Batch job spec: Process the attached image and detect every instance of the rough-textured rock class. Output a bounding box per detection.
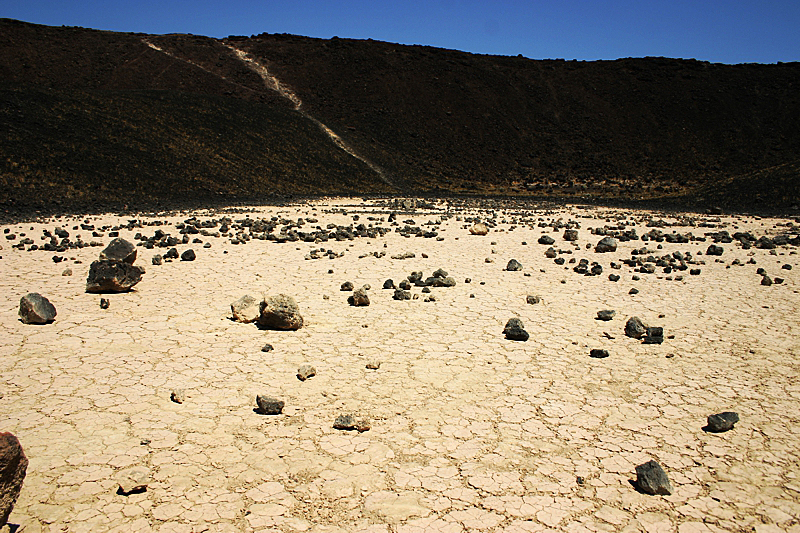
[349,287,370,306]
[538,235,555,245]
[151,254,163,266]
[86,260,144,292]
[333,414,371,432]
[231,295,260,323]
[256,395,284,415]
[595,237,618,253]
[706,411,739,432]
[625,316,648,339]
[635,460,673,495]
[99,237,137,264]
[258,294,304,330]
[0,432,28,526]
[170,389,186,404]
[18,293,56,324]
[590,348,610,358]
[116,466,151,495]
[469,223,489,235]
[340,281,354,291]
[100,298,110,309]
[506,259,523,271]
[261,343,274,353]
[180,249,196,261]
[297,364,316,381]
[706,244,724,256]
[366,360,381,369]
[643,326,664,344]
[393,289,411,300]
[383,279,396,289]
[526,295,541,305]
[563,229,579,241]
[597,310,616,321]
[503,318,529,341]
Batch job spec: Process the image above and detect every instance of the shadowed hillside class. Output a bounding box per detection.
[1,18,799,215]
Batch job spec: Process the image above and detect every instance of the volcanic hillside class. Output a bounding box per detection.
[1,18,799,214]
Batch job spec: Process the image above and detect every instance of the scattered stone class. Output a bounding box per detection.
[503,318,529,341]
[563,229,579,241]
[366,360,381,370]
[180,249,196,261]
[116,466,151,496]
[383,279,396,289]
[61,268,72,276]
[469,223,489,235]
[297,364,316,381]
[86,260,144,293]
[333,414,371,432]
[348,286,370,306]
[590,348,610,358]
[231,295,260,323]
[100,298,110,309]
[258,294,304,330]
[256,395,284,415]
[538,235,555,245]
[706,244,724,256]
[151,254,163,266]
[690,268,701,275]
[261,344,274,353]
[761,275,773,286]
[634,460,673,495]
[629,288,639,294]
[597,310,616,321]
[0,432,28,526]
[706,411,740,433]
[506,259,523,271]
[643,327,664,344]
[595,237,618,253]
[170,389,186,404]
[341,281,354,291]
[99,237,137,264]
[18,293,57,324]
[545,247,557,258]
[526,295,541,304]
[609,274,620,282]
[625,316,648,339]
[393,289,411,300]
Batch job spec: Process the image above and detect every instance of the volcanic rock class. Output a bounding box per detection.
[86,260,144,292]
[595,237,618,253]
[231,294,260,323]
[99,237,137,264]
[349,286,370,306]
[0,432,28,526]
[18,293,56,324]
[503,318,529,341]
[635,460,673,495]
[258,294,304,330]
[706,411,739,432]
[506,259,523,271]
[256,395,284,415]
[625,316,648,339]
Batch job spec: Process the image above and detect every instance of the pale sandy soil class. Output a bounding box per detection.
[1,198,798,533]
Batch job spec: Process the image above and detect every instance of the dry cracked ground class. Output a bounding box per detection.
[1,198,798,533]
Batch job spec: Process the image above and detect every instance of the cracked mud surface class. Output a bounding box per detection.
[1,199,798,532]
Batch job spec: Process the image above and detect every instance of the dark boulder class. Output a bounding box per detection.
[0,432,28,526]
[86,261,144,293]
[18,293,56,324]
[99,237,137,264]
[634,460,673,495]
[503,318,529,341]
[258,294,304,330]
[705,412,739,433]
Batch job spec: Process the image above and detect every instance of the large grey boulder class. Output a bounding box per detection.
[0,432,28,526]
[258,294,304,330]
[86,261,144,292]
[19,293,56,324]
[231,295,260,323]
[99,238,137,264]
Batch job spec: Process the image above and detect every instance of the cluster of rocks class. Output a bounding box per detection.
[86,238,145,293]
[231,294,304,330]
[625,316,664,344]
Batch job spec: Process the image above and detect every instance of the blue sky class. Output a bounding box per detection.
[2,0,798,64]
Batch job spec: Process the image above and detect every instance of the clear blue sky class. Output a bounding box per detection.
[3,0,798,64]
